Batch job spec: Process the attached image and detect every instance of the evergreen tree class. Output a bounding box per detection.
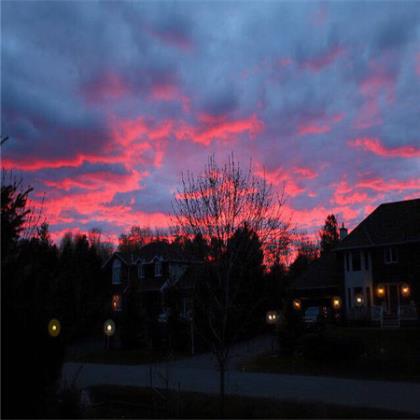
[319,214,339,255]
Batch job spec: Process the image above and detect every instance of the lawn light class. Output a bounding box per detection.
[48,318,61,337]
[104,319,115,337]
[401,283,410,298]
[332,296,342,310]
[266,310,279,325]
[376,285,385,298]
[292,299,302,310]
[355,294,363,306]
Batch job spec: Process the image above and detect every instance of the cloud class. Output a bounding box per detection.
[2,1,420,246]
[349,138,420,158]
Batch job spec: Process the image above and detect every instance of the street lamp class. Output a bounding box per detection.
[48,318,61,337]
[104,319,115,350]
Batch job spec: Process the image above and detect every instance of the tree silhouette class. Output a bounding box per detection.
[319,214,339,255]
[172,154,290,417]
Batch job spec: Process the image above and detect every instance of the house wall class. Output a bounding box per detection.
[343,250,373,315]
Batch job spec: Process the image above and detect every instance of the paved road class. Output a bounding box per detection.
[62,335,420,416]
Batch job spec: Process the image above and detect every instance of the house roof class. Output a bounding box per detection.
[101,251,135,269]
[291,252,341,291]
[336,198,420,250]
[135,241,188,263]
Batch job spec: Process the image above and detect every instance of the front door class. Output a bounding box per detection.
[386,284,399,316]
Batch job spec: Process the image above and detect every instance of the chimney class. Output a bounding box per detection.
[340,223,348,241]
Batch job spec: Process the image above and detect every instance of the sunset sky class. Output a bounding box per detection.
[2,1,420,246]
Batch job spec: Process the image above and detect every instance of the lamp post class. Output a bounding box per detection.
[104,319,115,350]
[48,318,61,338]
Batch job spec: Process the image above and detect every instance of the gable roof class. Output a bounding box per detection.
[336,198,420,250]
[291,252,341,290]
[135,241,187,263]
[102,251,135,269]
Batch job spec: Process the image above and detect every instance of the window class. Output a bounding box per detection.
[352,251,361,271]
[112,259,122,284]
[138,262,144,279]
[364,251,369,270]
[155,260,162,277]
[112,294,122,311]
[384,247,398,264]
[345,253,350,271]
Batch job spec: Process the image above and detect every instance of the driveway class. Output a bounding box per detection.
[62,334,420,416]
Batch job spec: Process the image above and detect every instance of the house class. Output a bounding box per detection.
[290,252,342,312]
[102,241,198,343]
[292,198,420,327]
[335,198,420,326]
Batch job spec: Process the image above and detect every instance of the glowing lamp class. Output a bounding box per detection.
[355,294,363,306]
[401,283,410,298]
[292,299,302,310]
[266,310,279,325]
[104,319,116,337]
[48,318,61,337]
[112,294,121,311]
[332,297,342,310]
[376,285,385,298]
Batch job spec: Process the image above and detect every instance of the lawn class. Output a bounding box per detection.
[82,384,414,418]
[67,348,187,365]
[241,326,420,382]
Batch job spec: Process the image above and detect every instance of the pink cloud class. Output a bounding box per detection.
[349,137,420,158]
[297,113,343,137]
[176,114,264,146]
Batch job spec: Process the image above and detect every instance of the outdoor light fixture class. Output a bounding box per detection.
[376,285,385,298]
[355,294,363,306]
[401,283,410,298]
[48,318,61,337]
[332,296,342,310]
[112,294,121,312]
[266,310,279,325]
[104,319,116,337]
[292,299,302,310]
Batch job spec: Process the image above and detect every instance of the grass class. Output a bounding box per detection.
[241,326,420,382]
[68,348,188,365]
[84,384,414,418]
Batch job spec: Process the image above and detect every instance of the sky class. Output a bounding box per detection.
[2,0,420,246]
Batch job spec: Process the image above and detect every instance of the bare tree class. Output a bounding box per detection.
[172,154,291,416]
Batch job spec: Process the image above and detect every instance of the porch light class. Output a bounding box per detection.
[266,310,279,325]
[332,297,342,310]
[401,283,410,298]
[376,285,385,298]
[104,319,115,337]
[355,295,363,306]
[48,318,61,337]
[292,299,302,310]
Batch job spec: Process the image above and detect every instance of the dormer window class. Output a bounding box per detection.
[155,259,162,277]
[112,259,122,284]
[384,247,398,264]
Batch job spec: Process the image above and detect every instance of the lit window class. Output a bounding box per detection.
[384,247,398,264]
[112,259,122,284]
[112,294,122,311]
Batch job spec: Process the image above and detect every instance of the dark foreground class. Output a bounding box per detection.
[81,385,413,419]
